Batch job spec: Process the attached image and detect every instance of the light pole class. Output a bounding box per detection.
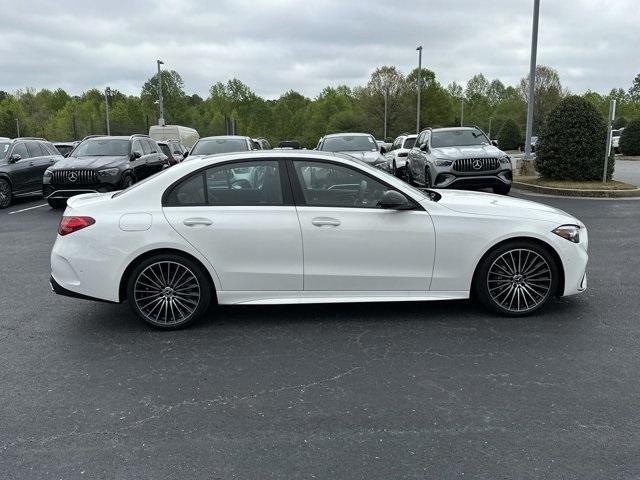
[524,0,540,161]
[383,83,389,140]
[416,46,422,134]
[157,59,165,126]
[460,98,464,126]
[15,118,20,137]
[104,87,111,136]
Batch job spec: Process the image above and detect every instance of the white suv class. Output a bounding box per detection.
[384,134,417,178]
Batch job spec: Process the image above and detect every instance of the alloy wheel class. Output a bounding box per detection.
[486,248,552,313]
[0,180,11,208]
[133,261,201,326]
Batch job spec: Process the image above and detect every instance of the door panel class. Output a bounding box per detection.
[296,207,434,291]
[8,143,34,193]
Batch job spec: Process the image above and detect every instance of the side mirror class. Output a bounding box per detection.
[182,151,188,159]
[10,154,21,163]
[491,139,499,147]
[131,151,142,160]
[380,146,387,154]
[378,190,412,210]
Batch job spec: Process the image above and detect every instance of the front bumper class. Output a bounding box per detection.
[433,169,512,189]
[44,183,119,200]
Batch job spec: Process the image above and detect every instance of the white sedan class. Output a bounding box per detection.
[50,151,588,329]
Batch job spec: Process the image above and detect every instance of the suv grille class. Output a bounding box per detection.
[52,169,98,185]
[453,158,499,172]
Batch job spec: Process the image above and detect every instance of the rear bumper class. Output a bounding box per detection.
[50,275,118,304]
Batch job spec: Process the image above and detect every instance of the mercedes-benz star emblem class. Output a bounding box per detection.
[67,171,78,182]
[472,160,483,170]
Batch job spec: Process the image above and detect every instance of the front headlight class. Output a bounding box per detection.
[97,168,120,177]
[499,155,511,164]
[435,160,452,167]
[552,225,580,243]
[43,169,52,178]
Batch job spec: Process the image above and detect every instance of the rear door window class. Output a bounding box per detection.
[26,141,46,157]
[11,142,29,159]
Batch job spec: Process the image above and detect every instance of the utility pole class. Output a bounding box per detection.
[416,46,423,134]
[460,98,464,126]
[15,119,20,137]
[383,84,389,140]
[104,87,111,136]
[603,99,616,183]
[157,59,165,126]
[524,0,540,161]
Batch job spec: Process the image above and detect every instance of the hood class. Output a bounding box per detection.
[434,189,582,225]
[50,155,127,170]
[339,151,385,164]
[431,144,503,160]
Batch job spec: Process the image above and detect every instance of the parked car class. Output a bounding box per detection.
[43,134,168,208]
[185,136,255,161]
[612,128,624,153]
[276,140,302,149]
[385,134,417,177]
[0,137,63,208]
[519,136,538,153]
[53,142,79,157]
[317,133,389,171]
[157,139,187,166]
[255,138,271,150]
[50,150,588,329]
[406,127,512,194]
[149,125,199,149]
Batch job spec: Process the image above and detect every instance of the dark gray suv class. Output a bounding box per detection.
[406,127,513,194]
[43,135,168,208]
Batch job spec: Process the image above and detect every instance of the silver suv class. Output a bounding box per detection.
[406,127,512,194]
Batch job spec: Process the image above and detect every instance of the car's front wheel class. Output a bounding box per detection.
[493,183,511,195]
[474,241,559,316]
[48,198,66,209]
[0,178,12,209]
[127,253,212,329]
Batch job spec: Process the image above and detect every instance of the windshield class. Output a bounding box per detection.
[403,137,416,149]
[431,129,490,148]
[1,142,9,159]
[191,138,248,155]
[159,144,172,157]
[72,139,130,157]
[321,135,377,152]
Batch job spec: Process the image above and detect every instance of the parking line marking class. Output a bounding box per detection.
[8,203,49,215]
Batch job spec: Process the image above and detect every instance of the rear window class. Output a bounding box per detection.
[402,137,416,149]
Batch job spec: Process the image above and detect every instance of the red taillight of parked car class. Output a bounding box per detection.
[58,216,95,236]
[398,152,408,157]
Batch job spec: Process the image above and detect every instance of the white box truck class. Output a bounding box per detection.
[149,125,200,149]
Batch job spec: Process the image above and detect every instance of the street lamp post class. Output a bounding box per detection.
[524,0,540,161]
[15,118,20,137]
[157,59,165,127]
[460,98,464,126]
[416,46,422,134]
[383,84,389,140]
[104,87,111,136]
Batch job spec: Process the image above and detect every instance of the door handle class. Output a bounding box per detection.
[183,217,213,227]
[311,217,341,227]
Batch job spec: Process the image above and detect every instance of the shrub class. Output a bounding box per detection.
[613,116,628,129]
[535,96,614,181]
[619,119,640,156]
[496,118,521,151]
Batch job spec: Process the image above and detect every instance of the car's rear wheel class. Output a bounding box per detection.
[425,169,433,188]
[127,254,212,329]
[493,183,511,195]
[48,198,66,209]
[0,179,12,209]
[474,241,559,317]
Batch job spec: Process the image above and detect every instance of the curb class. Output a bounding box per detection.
[513,181,640,198]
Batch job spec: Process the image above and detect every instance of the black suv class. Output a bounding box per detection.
[0,137,64,208]
[43,134,168,208]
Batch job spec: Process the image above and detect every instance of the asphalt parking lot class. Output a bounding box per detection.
[1,192,640,479]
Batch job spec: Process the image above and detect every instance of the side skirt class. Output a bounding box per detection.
[217,291,469,305]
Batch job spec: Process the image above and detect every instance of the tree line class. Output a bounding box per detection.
[1,66,639,149]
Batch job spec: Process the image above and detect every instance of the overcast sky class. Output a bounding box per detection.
[0,0,637,99]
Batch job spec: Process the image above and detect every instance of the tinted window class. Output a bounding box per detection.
[148,139,160,153]
[165,173,206,206]
[74,139,130,157]
[191,138,249,155]
[403,137,416,149]
[205,160,282,206]
[159,144,172,157]
[131,139,144,156]
[141,139,152,155]
[431,129,490,148]
[26,141,46,157]
[11,142,29,159]
[293,160,388,209]
[45,143,61,155]
[320,135,377,152]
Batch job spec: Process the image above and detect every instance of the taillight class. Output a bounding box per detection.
[398,152,408,157]
[58,216,95,236]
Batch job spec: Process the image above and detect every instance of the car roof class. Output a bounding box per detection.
[323,132,372,138]
[430,127,479,132]
[199,135,250,141]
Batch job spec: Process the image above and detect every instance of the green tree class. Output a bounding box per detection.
[497,118,521,151]
[519,65,564,134]
[619,119,640,155]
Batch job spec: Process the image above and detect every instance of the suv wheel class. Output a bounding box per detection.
[493,184,511,195]
[122,174,134,189]
[48,198,66,209]
[474,240,559,317]
[0,179,12,209]
[127,253,212,329]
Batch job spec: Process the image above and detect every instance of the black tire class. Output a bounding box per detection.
[493,183,511,195]
[425,168,432,188]
[0,178,12,209]
[127,253,213,329]
[405,161,414,185]
[474,240,560,317]
[122,174,134,189]
[391,161,397,177]
[48,198,67,209]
